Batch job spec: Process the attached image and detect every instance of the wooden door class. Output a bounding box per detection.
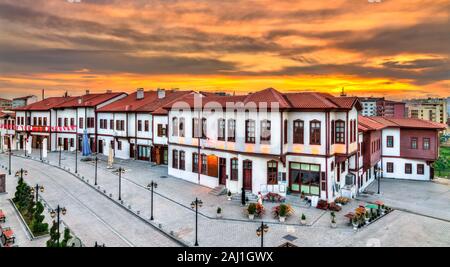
[243,160,252,190]
[130,144,135,159]
[63,138,69,151]
[155,147,161,165]
[98,140,103,154]
[219,158,226,185]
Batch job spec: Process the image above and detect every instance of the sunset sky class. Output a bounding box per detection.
[0,0,449,100]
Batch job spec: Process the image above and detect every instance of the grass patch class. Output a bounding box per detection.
[435,146,450,178]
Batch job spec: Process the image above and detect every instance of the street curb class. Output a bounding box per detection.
[8,199,50,241]
[14,154,189,247]
[356,197,450,223]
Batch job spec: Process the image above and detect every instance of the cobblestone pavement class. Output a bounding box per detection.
[1,151,449,247]
[360,178,450,221]
[0,153,181,247]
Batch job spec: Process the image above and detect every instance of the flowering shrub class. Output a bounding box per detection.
[255,203,265,217]
[263,192,285,203]
[328,202,342,212]
[335,197,350,205]
[272,204,294,218]
[316,200,328,210]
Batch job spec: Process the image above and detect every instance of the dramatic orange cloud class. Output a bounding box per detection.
[0,0,448,100]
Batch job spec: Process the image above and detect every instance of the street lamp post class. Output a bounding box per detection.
[30,184,44,203]
[256,222,269,247]
[94,156,98,186]
[50,205,67,247]
[147,181,158,220]
[8,146,11,175]
[117,167,124,200]
[14,168,28,182]
[58,145,62,167]
[39,141,43,161]
[190,198,203,246]
[376,166,383,194]
[75,141,78,174]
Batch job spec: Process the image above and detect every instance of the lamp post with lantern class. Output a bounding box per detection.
[190,198,203,246]
[50,205,67,247]
[256,222,269,247]
[30,184,44,203]
[147,181,158,221]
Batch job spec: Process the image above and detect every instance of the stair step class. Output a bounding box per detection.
[209,185,227,196]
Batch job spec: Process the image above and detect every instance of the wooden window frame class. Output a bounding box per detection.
[310,120,321,145]
[245,119,255,144]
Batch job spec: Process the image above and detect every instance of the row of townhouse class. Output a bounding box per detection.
[13,91,127,154]
[11,88,193,165]
[95,88,192,164]
[165,89,446,201]
[4,87,446,203]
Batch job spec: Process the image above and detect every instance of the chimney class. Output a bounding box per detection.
[85,90,90,95]
[42,89,45,100]
[157,88,166,99]
[136,88,144,100]
[106,89,112,93]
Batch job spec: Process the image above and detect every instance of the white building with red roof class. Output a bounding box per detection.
[165,88,362,201]
[13,91,126,155]
[0,111,16,152]
[96,88,193,162]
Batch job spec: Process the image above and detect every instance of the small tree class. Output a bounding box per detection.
[46,220,61,247]
[31,201,49,235]
[61,228,73,247]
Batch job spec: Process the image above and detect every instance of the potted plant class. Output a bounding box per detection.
[247,203,256,220]
[352,217,358,230]
[278,204,288,222]
[216,207,222,218]
[227,191,232,201]
[272,204,293,222]
[300,213,306,225]
[331,216,337,228]
[365,211,370,224]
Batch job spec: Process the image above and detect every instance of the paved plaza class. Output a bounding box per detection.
[1,150,449,247]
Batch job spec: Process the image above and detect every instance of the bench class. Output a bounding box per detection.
[0,210,6,223]
[0,226,15,245]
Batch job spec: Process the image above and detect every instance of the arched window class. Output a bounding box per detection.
[293,119,304,144]
[172,117,178,136]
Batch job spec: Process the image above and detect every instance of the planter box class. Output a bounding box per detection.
[9,199,49,240]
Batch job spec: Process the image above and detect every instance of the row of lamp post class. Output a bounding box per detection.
[9,147,275,248]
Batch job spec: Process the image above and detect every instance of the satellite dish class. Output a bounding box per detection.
[67,237,83,247]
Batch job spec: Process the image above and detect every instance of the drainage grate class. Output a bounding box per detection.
[282,234,298,242]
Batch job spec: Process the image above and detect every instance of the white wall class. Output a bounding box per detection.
[382,128,400,156]
[382,157,430,181]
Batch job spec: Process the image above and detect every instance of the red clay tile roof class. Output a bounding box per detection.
[97,90,192,112]
[0,98,11,102]
[168,88,361,111]
[54,92,126,108]
[358,115,386,132]
[13,97,76,111]
[370,116,447,130]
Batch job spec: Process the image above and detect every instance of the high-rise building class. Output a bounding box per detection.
[359,97,405,118]
[405,98,448,133]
